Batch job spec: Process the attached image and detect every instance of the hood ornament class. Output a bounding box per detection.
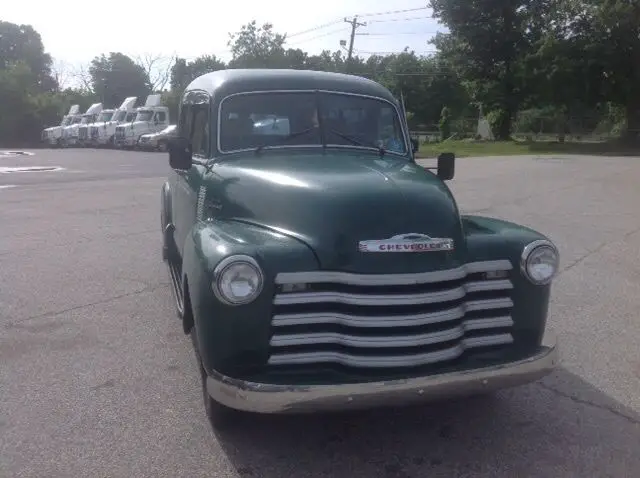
[359,233,454,253]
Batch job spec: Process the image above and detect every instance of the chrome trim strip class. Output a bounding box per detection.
[267,334,513,367]
[275,260,513,286]
[273,279,512,306]
[206,334,557,414]
[270,317,514,348]
[271,298,513,328]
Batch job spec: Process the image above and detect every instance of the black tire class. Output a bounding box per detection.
[190,327,239,431]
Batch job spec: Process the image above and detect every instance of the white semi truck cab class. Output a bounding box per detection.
[80,109,115,146]
[114,94,170,149]
[41,105,80,147]
[89,97,138,147]
[62,103,103,147]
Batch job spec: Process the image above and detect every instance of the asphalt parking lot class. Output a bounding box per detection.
[1,149,639,478]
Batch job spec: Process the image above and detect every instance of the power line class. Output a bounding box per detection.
[282,7,432,50]
[367,15,433,24]
[286,20,343,38]
[357,31,440,36]
[355,49,439,55]
[287,27,350,45]
[358,6,430,18]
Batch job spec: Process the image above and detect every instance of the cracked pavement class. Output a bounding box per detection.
[1,150,640,477]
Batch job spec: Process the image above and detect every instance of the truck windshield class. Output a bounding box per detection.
[71,117,82,124]
[113,111,127,122]
[218,91,407,155]
[97,111,113,122]
[125,112,136,122]
[135,110,153,122]
[80,115,92,124]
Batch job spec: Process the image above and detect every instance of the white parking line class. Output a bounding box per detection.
[0,151,35,158]
[0,166,65,173]
[0,185,17,189]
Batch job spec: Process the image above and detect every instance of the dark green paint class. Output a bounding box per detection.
[186,69,399,106]
[163,69,555,385]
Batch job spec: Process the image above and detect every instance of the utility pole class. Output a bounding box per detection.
[343,16,366,72]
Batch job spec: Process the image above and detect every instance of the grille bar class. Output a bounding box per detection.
[275,259,512,286]
[272,297,513,328]
[271,316,513,348]
[268,334,514,368]
[274,279,512,306]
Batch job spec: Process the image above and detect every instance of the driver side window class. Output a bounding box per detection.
[191,106,210,158]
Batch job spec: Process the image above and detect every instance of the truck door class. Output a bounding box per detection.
[170,91,211,258]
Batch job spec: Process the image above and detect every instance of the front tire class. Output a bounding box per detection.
[190,325,240,431]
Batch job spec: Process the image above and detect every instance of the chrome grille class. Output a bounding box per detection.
[90,126,99,138]
[78,126,88,139]
[115,127,125,138]
[269,260,514,370]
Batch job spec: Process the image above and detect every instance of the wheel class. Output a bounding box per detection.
[190,327,239,431]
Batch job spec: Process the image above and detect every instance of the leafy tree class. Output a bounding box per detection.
[428,0,550,139]
[0,20,56,91]
[170,55,226,91]
[89,52,150,107]
[227,21,287,68]
[593,0,640,140]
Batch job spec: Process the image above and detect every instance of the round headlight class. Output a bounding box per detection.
[520,240,559,285]
[212,255,264,305]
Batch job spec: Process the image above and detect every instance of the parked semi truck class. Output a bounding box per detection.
[89,97,138,147]
[41,105,80,147]
[114,94,170,149]
[79,108,116,147]
[62,103,103,147]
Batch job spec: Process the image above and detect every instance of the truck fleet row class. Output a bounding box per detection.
[41,94,173,150]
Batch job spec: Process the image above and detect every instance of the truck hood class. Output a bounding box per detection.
[120,121,149,132]
[209,152,466,273]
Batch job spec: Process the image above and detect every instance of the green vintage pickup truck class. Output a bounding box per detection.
[161,68,559,429]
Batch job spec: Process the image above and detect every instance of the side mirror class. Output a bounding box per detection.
[410,137,419,154]
[437,152,455,180]
[168,136,192,170]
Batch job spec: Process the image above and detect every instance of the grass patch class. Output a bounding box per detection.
[416,139,640,158]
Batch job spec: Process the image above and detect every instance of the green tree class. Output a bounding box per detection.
[170,55,226,91]
[594,0,640,140]
[0,20,56,91]
[227,21,287,68]
[428,0,548,139]
[89,52,150,107]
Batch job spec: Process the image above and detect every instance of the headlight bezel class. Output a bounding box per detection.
[520,239,559,286]
[212,255,264,306]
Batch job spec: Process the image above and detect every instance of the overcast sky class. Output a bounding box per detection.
[5,0,443,74]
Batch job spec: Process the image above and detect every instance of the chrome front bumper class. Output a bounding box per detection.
[207,331,558,414]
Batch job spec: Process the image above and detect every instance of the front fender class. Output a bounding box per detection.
[181,219,319,377]
[462,215,557,349]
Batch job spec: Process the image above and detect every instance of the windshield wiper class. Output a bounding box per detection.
[255,127,317,153]
[326,129,386,157]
